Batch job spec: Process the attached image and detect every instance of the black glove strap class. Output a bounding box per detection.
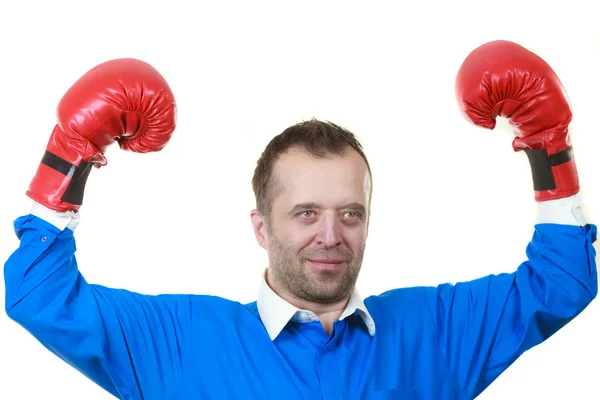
[523,147,574,191]
[41,151,93,206]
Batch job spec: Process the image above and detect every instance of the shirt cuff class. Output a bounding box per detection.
[30,202,81,232]
[535,192,589,227]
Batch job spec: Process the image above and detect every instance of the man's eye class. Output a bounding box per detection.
[299,211,315,218]
[344,211,361,219]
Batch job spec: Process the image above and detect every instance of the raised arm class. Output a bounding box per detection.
[4,58,189,398]
[434,39,598,397]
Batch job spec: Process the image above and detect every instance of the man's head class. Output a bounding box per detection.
[250,119,373,306]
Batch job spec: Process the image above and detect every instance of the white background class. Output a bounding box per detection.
[1,0,598,398]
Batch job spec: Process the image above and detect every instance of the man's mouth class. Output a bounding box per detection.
[307,259,345,271]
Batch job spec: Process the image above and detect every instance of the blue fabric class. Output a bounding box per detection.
[4,214,597,399]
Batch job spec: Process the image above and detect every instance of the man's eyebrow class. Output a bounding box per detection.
[288,202,367,214]
[343,202,367,213]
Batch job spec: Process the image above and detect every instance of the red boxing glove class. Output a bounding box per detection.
[455,40,579,202]
[27,58,177,212]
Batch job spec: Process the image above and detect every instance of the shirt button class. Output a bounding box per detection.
[41,236,48,243]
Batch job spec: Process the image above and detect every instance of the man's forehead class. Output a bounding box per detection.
[271,148,369,200]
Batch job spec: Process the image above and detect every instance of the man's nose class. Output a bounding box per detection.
[315,215,343,247]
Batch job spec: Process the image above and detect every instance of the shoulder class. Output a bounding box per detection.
[91,286,255,317]
[366,285,435,304]
[364,286,437,316]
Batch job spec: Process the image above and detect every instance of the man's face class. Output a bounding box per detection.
[254,146,370,305]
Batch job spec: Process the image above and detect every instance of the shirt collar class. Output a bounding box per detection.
[256,269,376,340]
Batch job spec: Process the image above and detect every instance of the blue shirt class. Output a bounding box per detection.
[4,200,597,400]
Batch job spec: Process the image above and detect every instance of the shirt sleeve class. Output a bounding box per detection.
[425,195,597,398]
[4,206,193,399]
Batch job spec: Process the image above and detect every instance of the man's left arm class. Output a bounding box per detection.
[429,39,598,397]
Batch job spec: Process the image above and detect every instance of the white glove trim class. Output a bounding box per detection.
[535,192,589,227]
[30,202,81,232]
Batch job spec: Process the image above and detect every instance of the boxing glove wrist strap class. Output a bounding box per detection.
[523,147,574,191]
[40,150,95,206]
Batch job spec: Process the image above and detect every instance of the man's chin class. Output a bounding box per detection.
[302,278,354,303]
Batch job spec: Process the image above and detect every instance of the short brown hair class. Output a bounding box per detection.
[251,118,373,220]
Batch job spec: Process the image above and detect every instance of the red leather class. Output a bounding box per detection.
[455,40,579,201]
[27,58,176,212]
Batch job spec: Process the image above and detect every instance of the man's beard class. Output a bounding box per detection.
[266,227,365,305]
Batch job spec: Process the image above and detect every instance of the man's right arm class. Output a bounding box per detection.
[5,203,192,398]
[5,57,192,398]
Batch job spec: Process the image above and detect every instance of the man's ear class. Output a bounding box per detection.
[250,209,268,250]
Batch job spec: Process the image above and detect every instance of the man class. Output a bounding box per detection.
[4,41,597,399]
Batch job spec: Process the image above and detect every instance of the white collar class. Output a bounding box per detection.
[256,269,376,340]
